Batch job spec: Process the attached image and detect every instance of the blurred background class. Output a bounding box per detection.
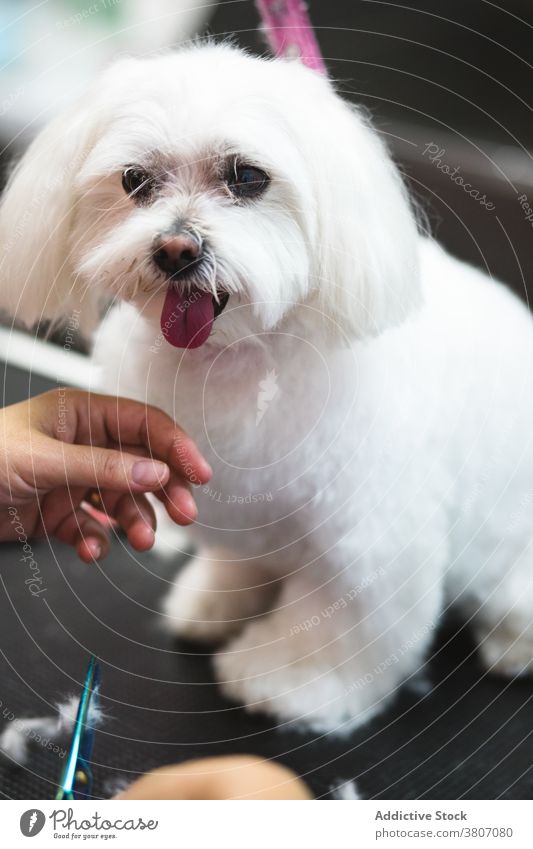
[1,1,533,801]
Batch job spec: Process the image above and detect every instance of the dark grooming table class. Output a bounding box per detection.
[0,367,532,801]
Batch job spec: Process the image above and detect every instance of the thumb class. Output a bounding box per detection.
[36,439,170,492]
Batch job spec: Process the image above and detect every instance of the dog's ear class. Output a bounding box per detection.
[0,101,102,333]
[304,80,421,341]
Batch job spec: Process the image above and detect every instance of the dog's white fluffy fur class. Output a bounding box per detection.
[2,44,533,733]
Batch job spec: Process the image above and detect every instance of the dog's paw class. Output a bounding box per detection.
[162,568,242,645]
[478,625,533,677]
[161,554,274,645]
[213,619,374,732]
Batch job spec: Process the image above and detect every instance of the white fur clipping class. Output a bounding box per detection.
[103,775,134,799]
[331,780,361,800]
[0,693,105,765]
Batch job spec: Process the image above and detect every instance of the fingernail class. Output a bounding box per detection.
[132,460,168,487]
[87,540,101,561]
[141,523,155,542]
[200,460,213,479]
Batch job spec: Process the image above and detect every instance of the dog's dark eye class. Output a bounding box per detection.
[227,163,269,199]
[122,166,152,202]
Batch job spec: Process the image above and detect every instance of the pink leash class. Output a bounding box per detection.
[254,0,327,76]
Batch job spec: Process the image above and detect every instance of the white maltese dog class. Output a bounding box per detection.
[2,44,533,733]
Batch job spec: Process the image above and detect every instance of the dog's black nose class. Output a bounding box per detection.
[153,233,202,277]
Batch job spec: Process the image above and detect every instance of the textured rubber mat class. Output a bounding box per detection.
[1,521,532,801]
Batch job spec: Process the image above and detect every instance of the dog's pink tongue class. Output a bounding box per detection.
[160,287,214,349]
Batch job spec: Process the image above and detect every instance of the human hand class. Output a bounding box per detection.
[0,388,211,561]
[114,755,312,800]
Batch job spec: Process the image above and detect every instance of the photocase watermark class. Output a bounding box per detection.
[7,507,46,597]
[345,619,437,694]
[3,152,87,256]
[0,699,66,760]
[505,488,533,535]
[202,484,273,505]
[56,0,122,30]
[174,434,203,485]
[517,192,533,228]
[54,311,82,434]
[20,807,159,837]
[62,308,81,353]
[421,143,495,211]
[288,567,386,637]
[150,290,204,354]
[0,85,24,118]
[57,385,68,435]
[256,368,280,425]
[50,808,158,834]
[462,418,514,514]
[20,809,46,837]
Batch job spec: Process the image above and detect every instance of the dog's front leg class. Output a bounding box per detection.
[162,548,280,644]
[213,552,444,733]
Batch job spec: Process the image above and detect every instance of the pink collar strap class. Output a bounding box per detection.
[255,0,327,76]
